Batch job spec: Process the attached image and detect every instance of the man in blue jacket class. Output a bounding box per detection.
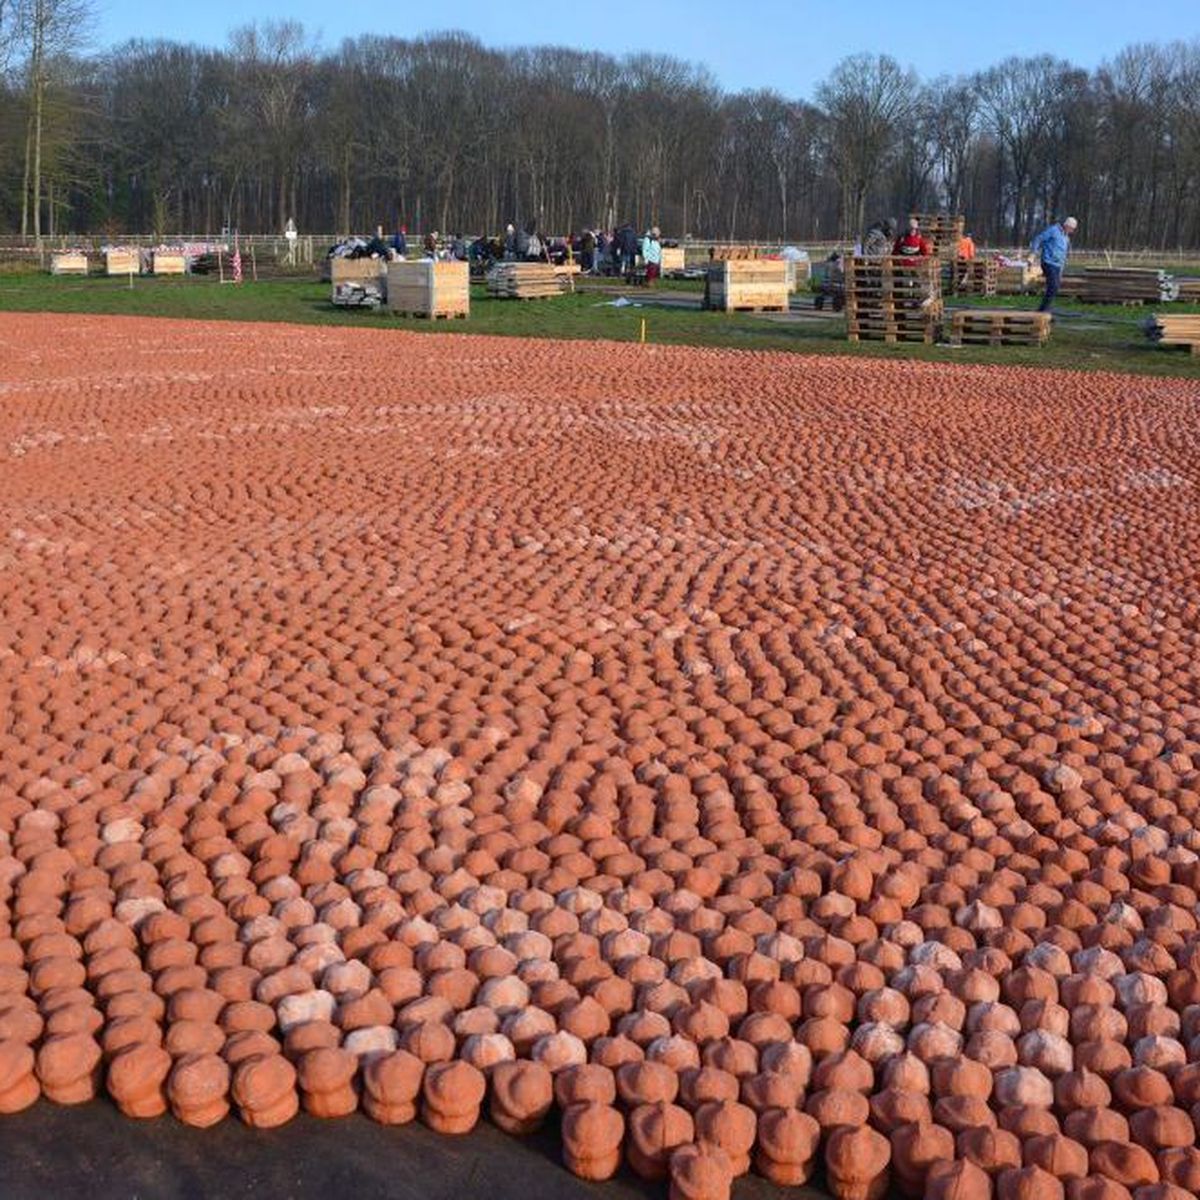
[1030,216,1077,313]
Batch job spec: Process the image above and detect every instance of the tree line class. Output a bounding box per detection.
[1,14,1198,249]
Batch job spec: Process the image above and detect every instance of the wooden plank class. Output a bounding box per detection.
[486,263,566,300]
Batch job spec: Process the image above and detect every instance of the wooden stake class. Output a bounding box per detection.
[251,244,258,282]
[218,250,224,284]
[640,318,646,344]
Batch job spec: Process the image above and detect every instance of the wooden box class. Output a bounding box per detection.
[50,252,88,275]
[386,260,469,318]
[328,256,388,299]
[106,249,141,275]
[660,247,686,274]
[704,260,789,312]
[152,251,187,275]
[996,261,1042,294]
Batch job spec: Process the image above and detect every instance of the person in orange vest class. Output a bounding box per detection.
[957,231,976,261]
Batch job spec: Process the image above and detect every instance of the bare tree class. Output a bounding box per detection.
[16,0,91,237]
[817,53,917,239]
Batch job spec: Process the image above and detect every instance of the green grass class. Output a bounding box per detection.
[0,273,1197,379]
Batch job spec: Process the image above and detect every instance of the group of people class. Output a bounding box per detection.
[575,225,663,280]
[387,219,664,281]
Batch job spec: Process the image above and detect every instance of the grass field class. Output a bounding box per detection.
[0,271,1196,378]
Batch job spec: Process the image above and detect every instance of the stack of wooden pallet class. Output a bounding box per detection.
[949,310,1051,347]
[845,257,942,344]
[704,260,789,312]
[1146,313,1200,356]
[950,259,997,296]
[1173,277,1199,302]
[387,261,469,318]
[1059,267,1179,304]
[486,263,565,299]
[909,213,965,259]
[710,247,762,261]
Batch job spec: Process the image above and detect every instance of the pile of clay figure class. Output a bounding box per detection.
[1,314,1200,1200]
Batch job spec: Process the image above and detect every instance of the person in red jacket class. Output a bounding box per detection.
[893,217,932,260]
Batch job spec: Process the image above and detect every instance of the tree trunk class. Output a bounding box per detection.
[33,72,44,240]
[21,106,32,238]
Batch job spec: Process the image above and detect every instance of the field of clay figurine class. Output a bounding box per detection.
[4,310,1200,1200]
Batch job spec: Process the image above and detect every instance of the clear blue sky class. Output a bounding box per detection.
[92,0,1198,94]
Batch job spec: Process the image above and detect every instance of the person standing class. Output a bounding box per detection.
[580,228,596,273]
[861,220,894,258]
[390,224,408,259]
[892,217,931,260]
[1030,216,1077,313]
[641,227,662,284]
[618,224,640,282]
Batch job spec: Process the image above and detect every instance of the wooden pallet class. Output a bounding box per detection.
[848,326,940,345]
[950,260,997,296]
[908,212,966,259]
[387,261,469,318]
[704,260,789,312]
[1147,313,1200,355]
[950,310,1051,347]
[486,263,566,299]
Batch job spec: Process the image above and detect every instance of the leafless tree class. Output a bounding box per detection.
[817,53,918,239]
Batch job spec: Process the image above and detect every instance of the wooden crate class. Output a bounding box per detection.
[330,256,388,286]
[660,247,686,274]
[996,261,1042,294]
[50,252,88,276]
[704,260,789,312]
[486,263,565,299]
[152,251,187,275]
[1148,313,1200,355]
[950,310,1051,347]
[386,261,469,319]
[105,249,141,276]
